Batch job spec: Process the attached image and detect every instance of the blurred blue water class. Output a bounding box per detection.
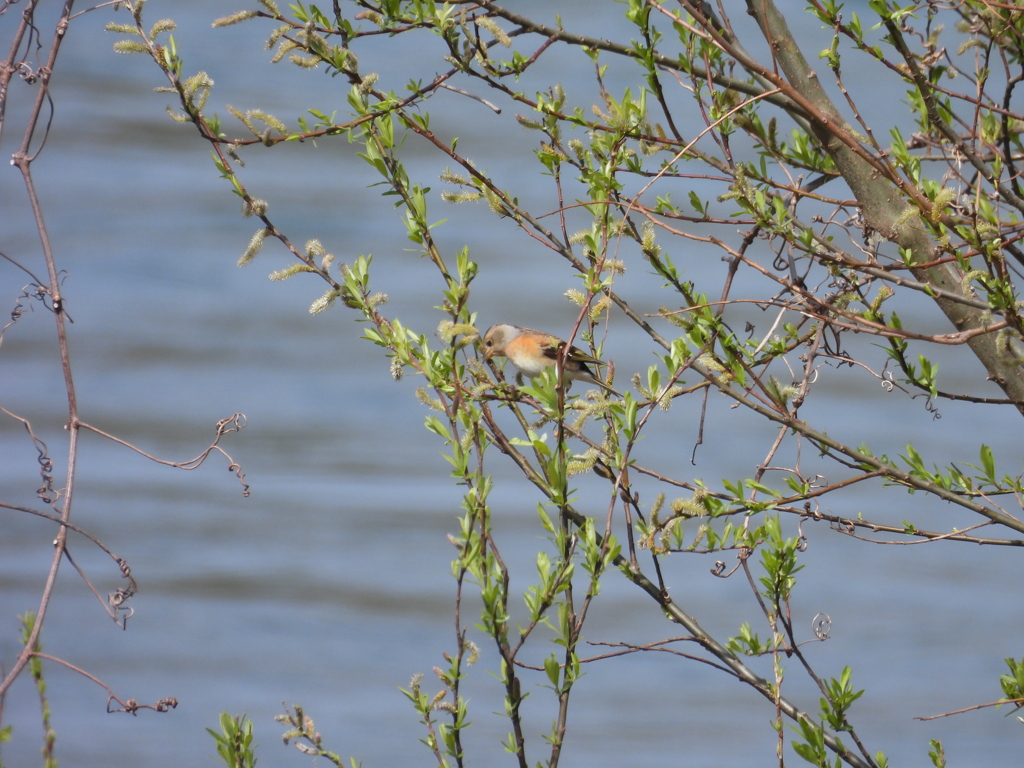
[1,2,1022,767]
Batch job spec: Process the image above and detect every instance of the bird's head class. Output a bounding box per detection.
[482,324,515,360]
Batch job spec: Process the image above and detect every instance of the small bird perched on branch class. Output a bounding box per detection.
[481,323,620,396]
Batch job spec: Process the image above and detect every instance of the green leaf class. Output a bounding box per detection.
[543,654,561,687]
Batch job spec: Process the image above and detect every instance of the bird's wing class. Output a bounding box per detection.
[565,344,604,366]
[539,340,605,366]
[537,337,563,361]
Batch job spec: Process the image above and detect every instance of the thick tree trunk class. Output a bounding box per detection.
[744,0,1024,414]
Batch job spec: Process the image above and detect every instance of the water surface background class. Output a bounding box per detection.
[1,2,1022,766]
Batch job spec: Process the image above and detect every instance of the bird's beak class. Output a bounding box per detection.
[483,348,493,360]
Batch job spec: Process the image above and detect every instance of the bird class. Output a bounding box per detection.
[481,323,620,396]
